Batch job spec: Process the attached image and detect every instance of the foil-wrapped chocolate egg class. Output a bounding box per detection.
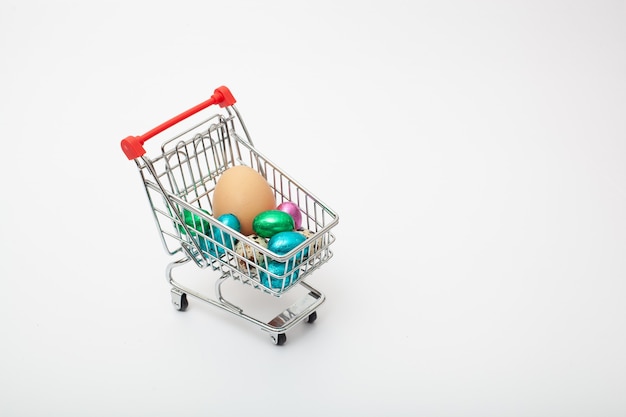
[252,210,295,238]
[268,231,308,260]
[259,259,300,290]
[277,201,303,230]
[178,208,211,236]
[178,208,213,255]
[204,213,241,257]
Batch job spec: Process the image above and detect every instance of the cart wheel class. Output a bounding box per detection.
[271,333,287,346]
[171,289,188,311]
[179,293,189,311]
[307,311,317,323]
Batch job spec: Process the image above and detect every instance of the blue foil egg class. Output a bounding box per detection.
[259,259,300,290]
[267,231,307,258]
[204,213,241,257]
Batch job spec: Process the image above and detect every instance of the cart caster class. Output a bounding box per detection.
[307,311,317,323]
[271,333,286,346]
[171,289,188,311]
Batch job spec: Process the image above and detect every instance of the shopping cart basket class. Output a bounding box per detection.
[120,86,339,345]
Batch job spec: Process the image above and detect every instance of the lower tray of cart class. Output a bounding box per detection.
[168,258,327,345]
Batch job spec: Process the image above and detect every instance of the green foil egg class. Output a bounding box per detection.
[178,208,211,235]
[252,210,295,238]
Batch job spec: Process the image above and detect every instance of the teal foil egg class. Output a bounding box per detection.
[204,213,241,257]
[259,259,300,290]
[252,210,295,238]
[268,231,308,260]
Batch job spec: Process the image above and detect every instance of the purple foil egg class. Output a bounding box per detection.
[276,201,302,230]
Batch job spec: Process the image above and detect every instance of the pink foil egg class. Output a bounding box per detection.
[277,201,302,230]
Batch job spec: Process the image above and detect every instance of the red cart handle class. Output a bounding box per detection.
[121,85,236,160]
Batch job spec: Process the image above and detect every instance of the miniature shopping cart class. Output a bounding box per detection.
[121,86,338,345]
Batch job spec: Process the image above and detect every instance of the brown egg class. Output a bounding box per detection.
[212,165,276,235]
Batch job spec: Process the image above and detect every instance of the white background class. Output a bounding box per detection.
[1,1,625,416]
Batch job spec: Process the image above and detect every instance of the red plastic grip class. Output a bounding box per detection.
[121,85,236,160]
